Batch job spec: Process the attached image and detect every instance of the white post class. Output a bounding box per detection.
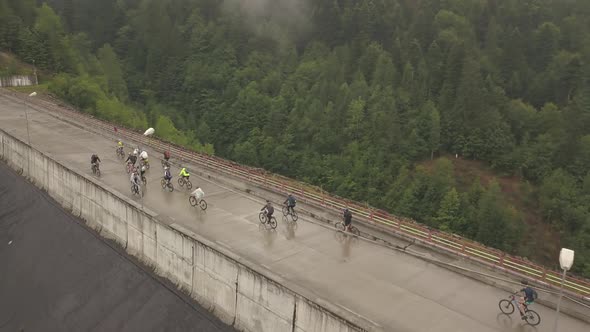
[553,248,574,332]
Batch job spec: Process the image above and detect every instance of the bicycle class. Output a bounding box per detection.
[131,183,141,196]
[160,178,174,192]
[334,221,360,236]
[178,176,193,190]
[91,163,101,177]
[140,159,150,170]
[126,162,135,174]
[116,147,124,159]
[189,196,208,210]
[141,175,147,186]
[259,212,277,229]
[498,294,541,326]
[281,204,299,222]
[161,159,170,168]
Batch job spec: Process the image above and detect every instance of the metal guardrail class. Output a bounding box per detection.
[12,91,590,302]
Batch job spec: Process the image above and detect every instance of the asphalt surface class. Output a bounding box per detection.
[0,161,235,332]
[0,90,589,332]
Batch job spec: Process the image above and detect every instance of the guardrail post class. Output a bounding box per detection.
[428,230,433,243]
[498,253,505,267]
[541,268,547,282]
[369,210,374,221]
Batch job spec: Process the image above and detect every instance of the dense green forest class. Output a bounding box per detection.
[1,0,590,276]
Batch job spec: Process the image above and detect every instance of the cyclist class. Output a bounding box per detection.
[261,200,274,221]
[179,167,190,181]
[343,208,353,232]
[126,152,137,166]
[130,169,141,192]
[140,165,147,181]
[140,150,149,167]
[163,166,172,185]
[90,154,101,170]
[191,186,205,203]
[517,281,538,319]
[284,194,296,215]
[116,140,124,155]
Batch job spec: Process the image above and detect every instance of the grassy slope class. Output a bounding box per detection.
[0,52,35,76]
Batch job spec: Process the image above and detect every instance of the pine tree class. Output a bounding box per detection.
[435,188,463,232]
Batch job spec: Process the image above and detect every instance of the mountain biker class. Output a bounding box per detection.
[126,152,137,166]
[179,167,190,180]
[163,166,172,184]
[261,200,274,221]
[284,194,296,214]
[130,170,141,191]
[191,186,205,203]
[517,281,538,319]
[90,154,101,169]
[116,140,124,154]
[140,165,147,180]
[140,150,149,166]
[343,208,353,232]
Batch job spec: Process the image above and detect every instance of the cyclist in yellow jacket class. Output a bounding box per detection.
[179,167,190,180]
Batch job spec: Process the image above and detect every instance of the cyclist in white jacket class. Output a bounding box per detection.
[191,186,205,203]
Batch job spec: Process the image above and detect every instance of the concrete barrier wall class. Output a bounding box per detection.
[0,129,380,332]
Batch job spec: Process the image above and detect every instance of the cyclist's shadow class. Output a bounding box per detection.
[258,223,277,249]
[334,231,357,262]
[281,216,297,240]
[495,313,538,332]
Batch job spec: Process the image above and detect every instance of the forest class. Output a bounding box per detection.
[1,0,589,277]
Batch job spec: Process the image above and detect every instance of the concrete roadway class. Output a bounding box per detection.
[0,158,235,331]
[0,92,588,332]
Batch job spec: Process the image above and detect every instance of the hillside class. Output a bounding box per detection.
[421,156,560,264]
[1,0,589,277]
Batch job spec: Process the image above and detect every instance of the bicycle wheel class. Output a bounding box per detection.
[524,310,540,326]
[291,210,299,222]
[334,222,345,231]
[131,185,138,195]
[167,183,174,192]
[282,205,288,216]
[160,179,167,189]
[141,176,147,185]
[189,196,197,207]
[177,178,184,187]
[199,199,207,210]
[186,180,192,190]
[259,212,267,224]
[96,168,101,177]
[269,217,277,229]
[350,226,360,236]
[498,300,514,315]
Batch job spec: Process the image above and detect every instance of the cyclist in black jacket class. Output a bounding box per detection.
[343,208,353,232]
[261,200,274,220]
